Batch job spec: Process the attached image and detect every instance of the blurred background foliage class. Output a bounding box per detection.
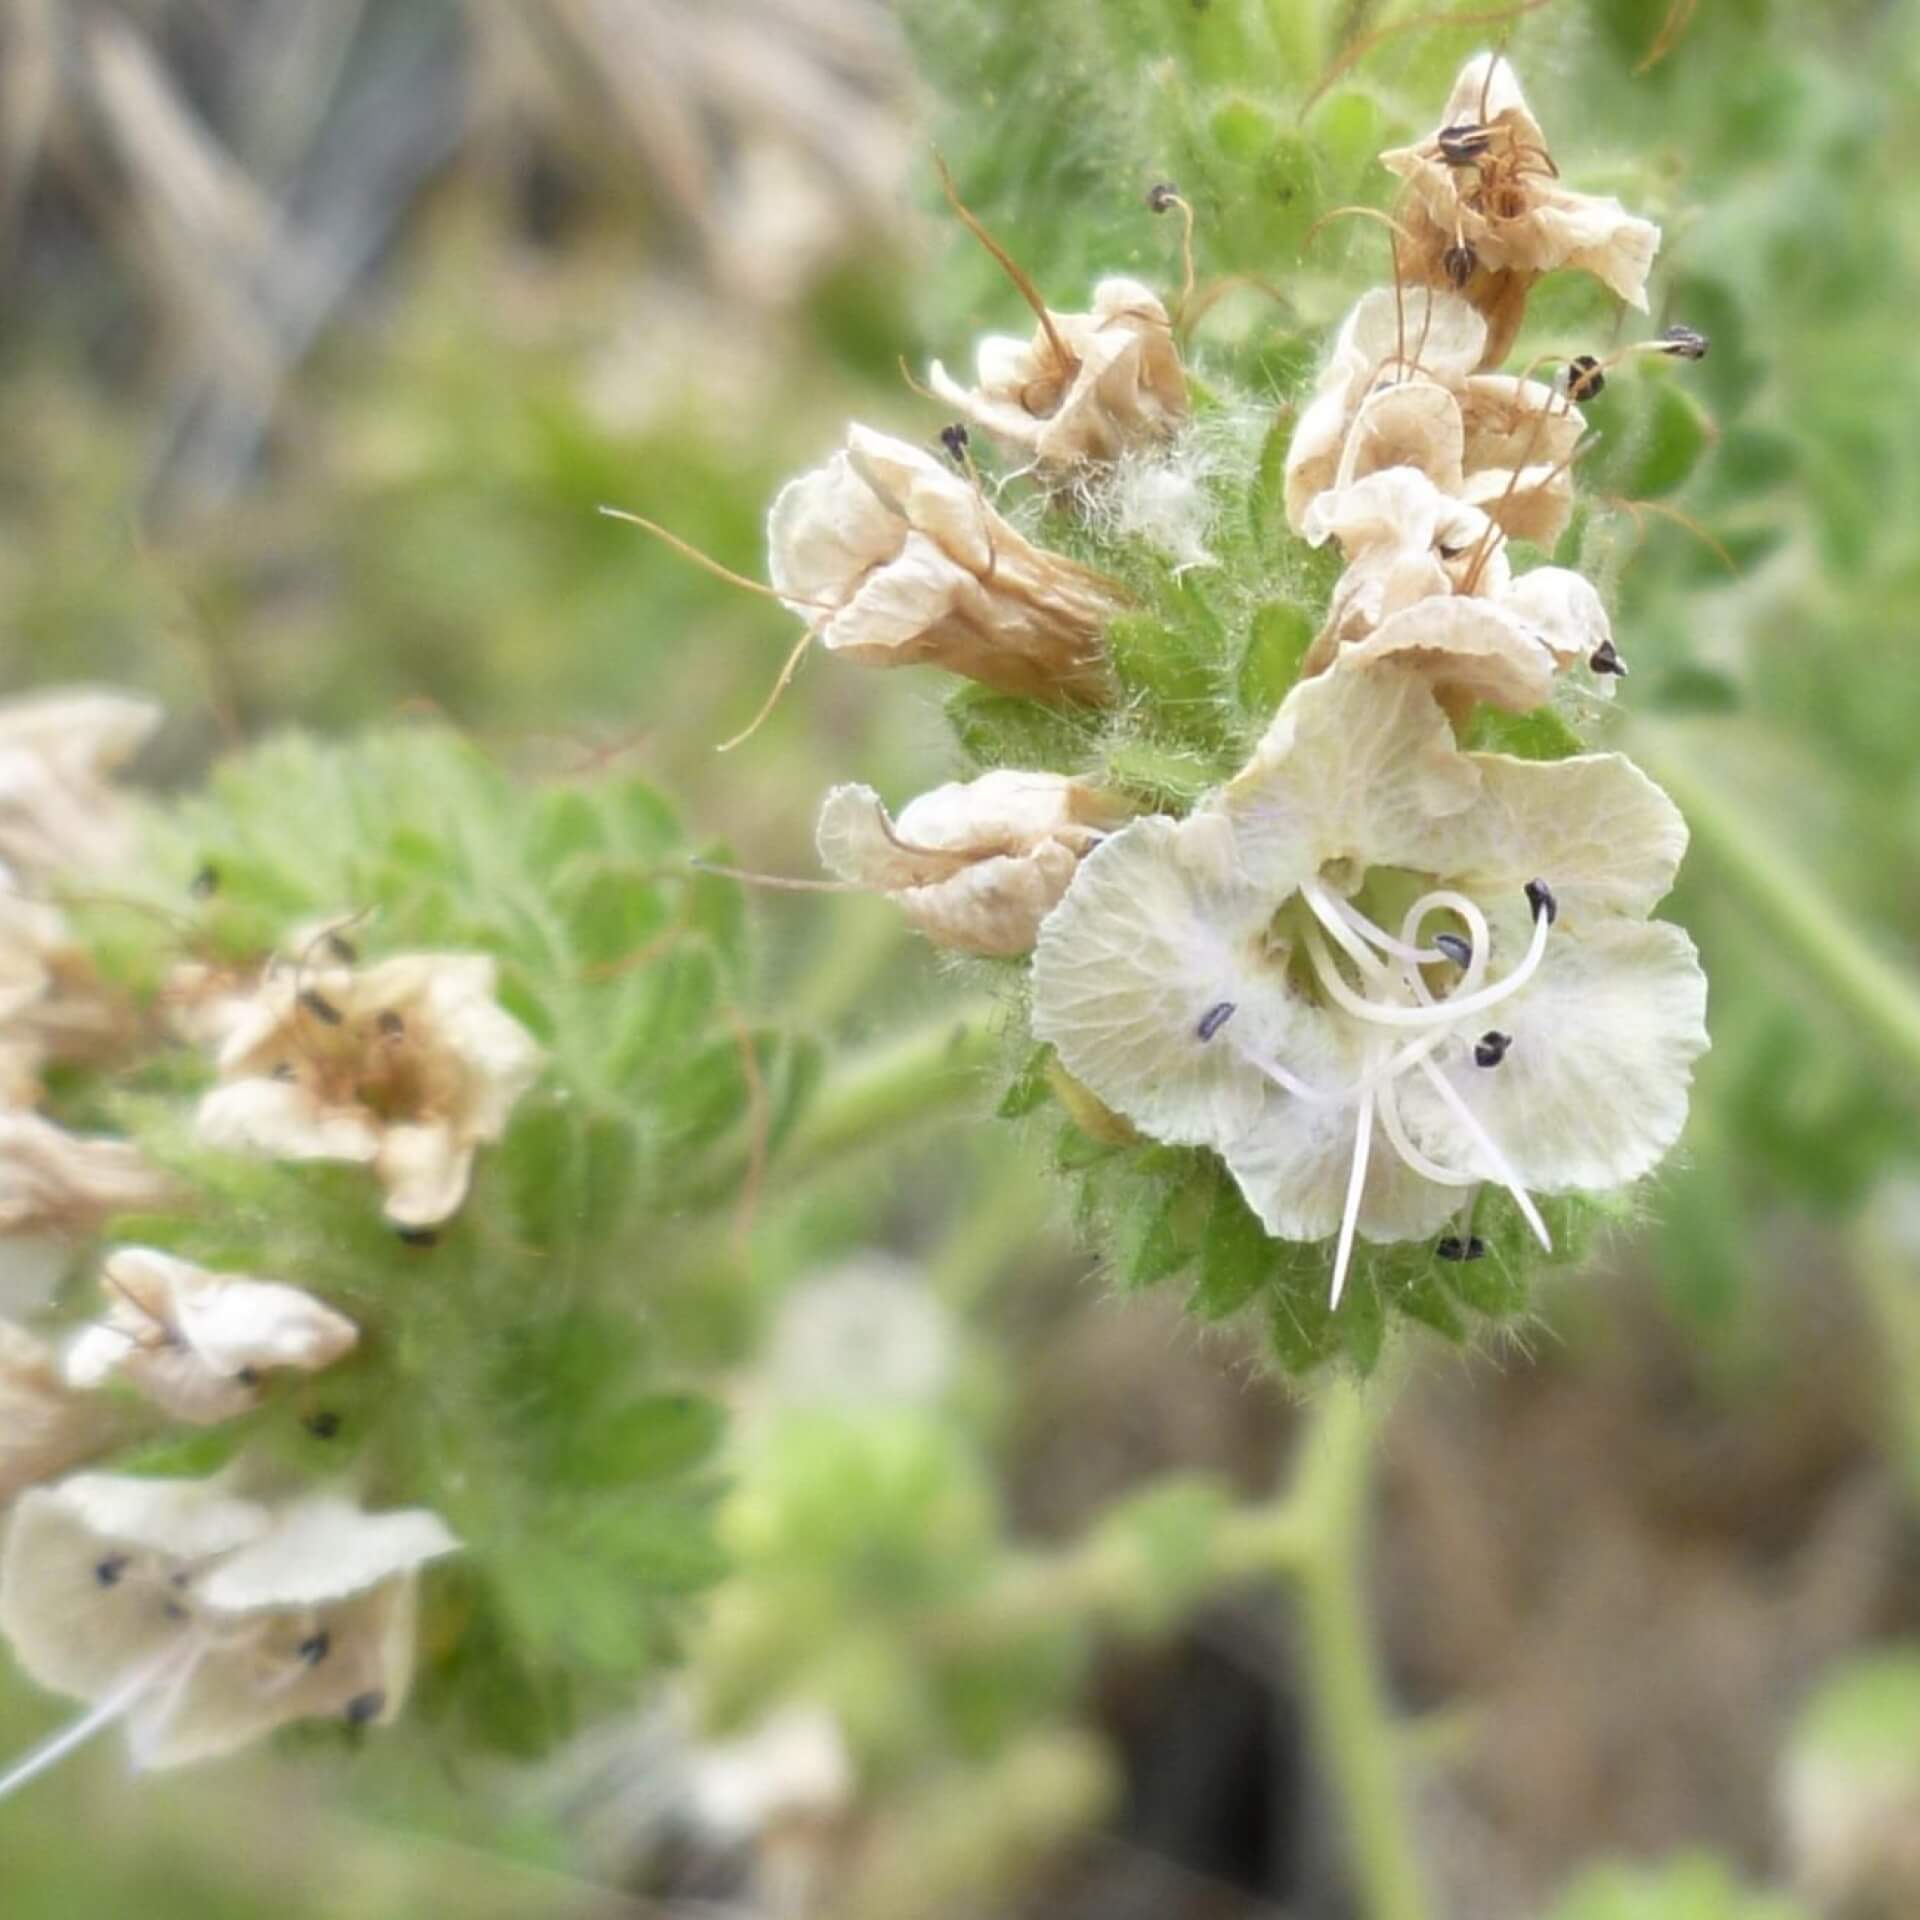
[3,0,1920,1915]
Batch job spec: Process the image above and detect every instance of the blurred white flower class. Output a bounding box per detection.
[764,1257,954,1410]
[0,1112,175,1239]
[0,689,161,881]
[687,1701,853,1844]
[817,770,1128,956]
[1032,657,1707,1304]
[64,1248,358,1426]
[0,1477,457,1785]
[0,1324,119,1504]
[929,278,1187,469]
[195,950,544,1229]
[767,426,1123,702]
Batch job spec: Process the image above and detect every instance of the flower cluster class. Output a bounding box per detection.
[0,710,555,1785]
[744,53,1710,1348]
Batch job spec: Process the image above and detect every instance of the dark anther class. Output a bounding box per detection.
[1589,638,1628,677]
[1525,878,1558,925]
[1146,181,1181,214]
[1433,932,1473,967]
[1441,242,1477,290]
[938,423,970,463]
[1437,122,1495,166]
[1658,324,1710,360]
[1196,1001,1237,1042]
[344,1690,386,1727]
[305,1410,342,1440]
[1436,1234,1489,1262]
[298,988,343,1026]
[94,1554,129,1588]
[269,1060,296,1082]
[234,1366,261,1389]
[188,864,220,900]
[395,1224,438,1248]
[1473,1030,1512,1068]
[297,1631,331,1665]
[376,1009,405,1040]
[163,1600,188,1622]
[1563,355,1606,403]
[325,932,358,964]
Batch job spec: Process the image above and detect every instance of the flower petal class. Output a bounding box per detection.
[1343,595,1558,713]
[195,1496,459,1614]
[196,1077,382,1164]
[376,1122,473,1228]
[1394,919,1709,1193]
[1032,812,1310,1147]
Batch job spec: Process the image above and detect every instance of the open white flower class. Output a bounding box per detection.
[64,1249,358,1426]
[928,278,1187,469]
[195,950,544,1229]
[1381,52,1661,363]
[767,426,1123,702]
[687,1701,853,1844]
[1300,467,1615,711]
[817,770,1128,956]
[0,1478,457,1785]
[0,1325,119,1502]
[0,689,162,881]
[1032,657,1707,1305]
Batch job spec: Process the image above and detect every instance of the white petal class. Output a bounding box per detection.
[1497,566,1612,668]
[1394,920,1709,1193]
[0,1324,115,1500]
[1343,596,1557,713]
[1448,751,1690,923]
[1032,813,1309,1147]
[196,1076,382,1164]
[196,1496,458,1614]
[898,843,1082,956]
[375,1123,473,1228]
[817,783,972,890]
[1333,381,1466,498]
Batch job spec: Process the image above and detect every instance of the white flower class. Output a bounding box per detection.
[1299,467,1615,711]
[0,1477,458,1783]
[767,426,1123,702]
[1031,657,1707,1304]
[928,278,1187,468]
[64,1248,358,1426]
[1284,287,1486,531]
[195,950,544,1229]
[0,688,162,880]
[687,1702,853,1843]
[0,1324,119,1503]
[1283,288,1590,544]
[764,1258,954,1411]
[816,770,1128,956]
[1381,52,1661,363]
[0,1113,176,1237]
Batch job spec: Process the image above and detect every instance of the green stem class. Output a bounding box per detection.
[1287,1381,1432,1920]
[1635,732,1920,1087]
[772,1000,1003,1184]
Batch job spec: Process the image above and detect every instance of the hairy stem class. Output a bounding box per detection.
[1287,1381,1432,1920]
[773,1001,1003,1184]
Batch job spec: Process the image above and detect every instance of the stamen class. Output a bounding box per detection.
[1435,1235,1488,1261]
[298,989,342,1026]
[1301,878,1392,984]
[0,1640,196,1803]
[297,1631,330,1665]
[1473,1031,1512,1068]
[1658,324,1710,360]
[1433,932,1473,967]
[1329,1080,1376,1310]
[94,1555,129,1588]
[1415,1059,1551,1251]
[1322,882,1462,969]
[1302,907,1550,1031]
[939,423,970,464]
[1196,1001,1237,1042]
[344,1690,385,1727]
[1525,877,1558,925]
[1589,639,1628,677]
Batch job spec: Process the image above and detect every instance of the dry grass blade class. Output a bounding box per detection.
[1301,0,1555,119]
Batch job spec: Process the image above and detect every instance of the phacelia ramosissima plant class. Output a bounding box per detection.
[739,49,1713,1375]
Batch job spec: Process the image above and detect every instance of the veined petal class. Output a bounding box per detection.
[196,1496,459,1614]
[376,1123,473,1229]
[1342,595,1558,713]
[1393,919,1708,1193]
[1448,750,1690,923]
[1032,812,1306,1147]
[196,1077,382,1164]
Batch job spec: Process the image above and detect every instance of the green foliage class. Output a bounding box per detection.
[1546,1854,1812,1920]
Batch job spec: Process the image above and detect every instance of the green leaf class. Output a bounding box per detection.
[1238,601,1315,718]
[1466,702,1585,761]
[552,1393,725,1490]
[947,684,1101,772]
[1191,1173,1268,1321]
[1628,381,1715,500]
[997,1045,1055,1119]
